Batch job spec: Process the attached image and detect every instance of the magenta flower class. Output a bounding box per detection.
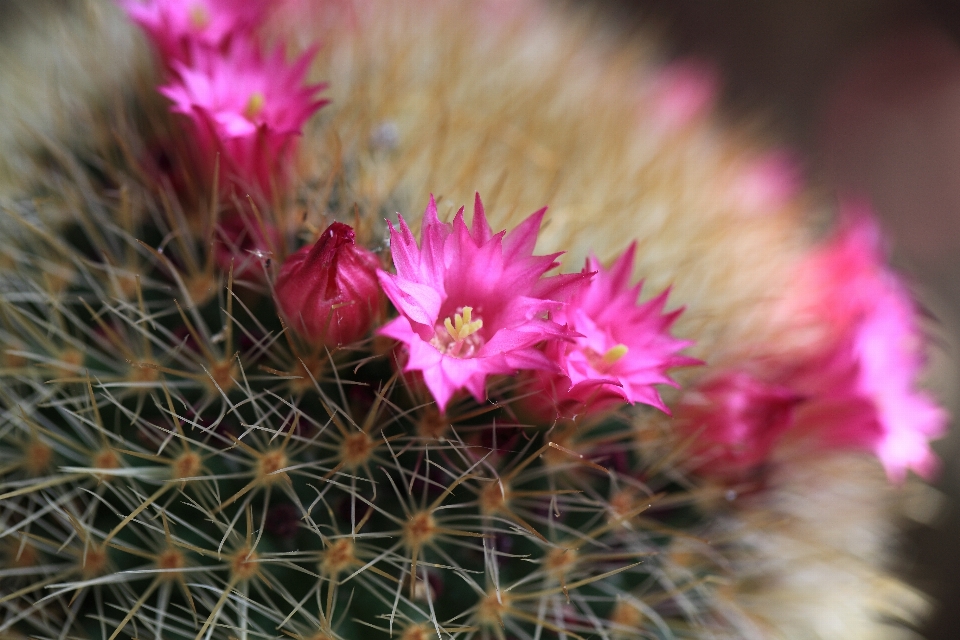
[677,370,802,477]
[787,205,946,481]
[275,222,382,347]
[649,58,719,132]
[728,150,802,214]
[377,194,588,412]
[159,41,327,195]
[525,244,697,418]
[787,202,892,335]
[121,0,269,65]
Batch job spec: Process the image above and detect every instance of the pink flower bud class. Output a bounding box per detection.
[274,222,381,347]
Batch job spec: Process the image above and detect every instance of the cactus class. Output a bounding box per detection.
[0,1,945,639]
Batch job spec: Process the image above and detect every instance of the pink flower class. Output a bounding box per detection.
[275,222,381,347]
[788,202,892,335]
[377,194,588,412]
[677,370,802,476]
[159,41,327,195]
[729,150,803,214]
[525,244,697,418]
[649,58,719,132]
[121,0,269,65]
[787,204,947,481]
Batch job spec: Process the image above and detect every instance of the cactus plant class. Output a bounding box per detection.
[0,1,946,639]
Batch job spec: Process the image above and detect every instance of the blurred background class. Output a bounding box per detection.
[599,1,960,637]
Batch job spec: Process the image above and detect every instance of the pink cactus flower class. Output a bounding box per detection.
[524,243,697,418]
[275,222,382,347]
[121,0,269,65]
[678,370,802,476]
[787,204,947,481]
[649,58,719,132]
[377,194,588,412]
[729,150,803,214]
[159,41,327,195]
[789,201,893,335]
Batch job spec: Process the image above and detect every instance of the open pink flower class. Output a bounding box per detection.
[159,41,327,195]
[121,0,269,65]
[378,194,588,412]
[787,204,946,481]
[677,370,802,477]
[526,244,697,418]
[789,202,893,335]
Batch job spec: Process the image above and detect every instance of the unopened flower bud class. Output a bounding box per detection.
[275,222,381,347]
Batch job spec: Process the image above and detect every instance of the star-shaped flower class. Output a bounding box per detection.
[121,0,269,65]
[677,370,802,477]
[378,194,587,412]
[788,207,947,481]
[526,243,697,418]
[159,41,327,195]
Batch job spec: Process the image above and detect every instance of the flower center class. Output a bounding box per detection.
[585,343,629,372]
[188,4,210,28]
[244,92,266,120]
[432,306,484,357]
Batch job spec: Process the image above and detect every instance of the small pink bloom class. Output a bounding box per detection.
[729,150,803,213]
[378,194,588,412]
[787,204,947,481]
[527,244,698,418]
[275,222,381,347]
[678,371,802,476]
[650,58,719,132]
[121,0,269,65]
[788,201,891,334]
[159,41,327,195]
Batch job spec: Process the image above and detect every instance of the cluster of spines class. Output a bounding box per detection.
[0,148,725,639]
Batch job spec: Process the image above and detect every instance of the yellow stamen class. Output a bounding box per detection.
[244,92,265,120]
[188,4,210,28]
[602,344,629,365]
[443,306,483,341]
